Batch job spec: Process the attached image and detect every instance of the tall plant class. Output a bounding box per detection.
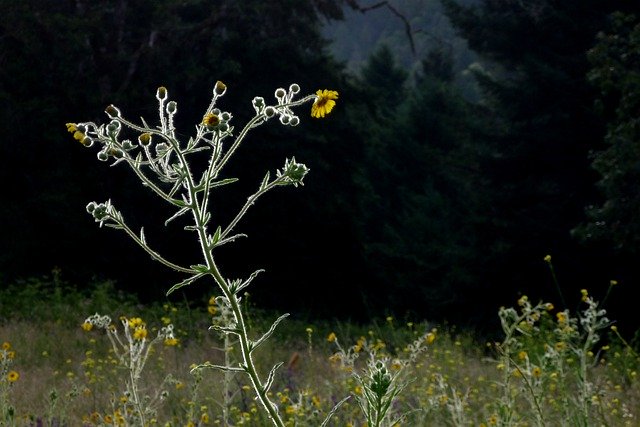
[69,82,340,426]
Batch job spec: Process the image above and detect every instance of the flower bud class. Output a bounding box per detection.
[252,97,265,109]
[275,88,286,99]
[289,116,300,126]
[156,86,168,100]
[166,101,177,114]
[214,81,227,96]
[138,133,152,146]
[121,140,134,150]
[289,83,300,94]
[156,143,168,155]
[218,123,229,132]
[86,202,97,214]
[107,121,119,137]
[279,114,290,125]
[105,105,121,118]
[202,113,220,129]
[97,150,109,161]
[221,112,231,121]
[81,137,94,147]
[264,106,275,117]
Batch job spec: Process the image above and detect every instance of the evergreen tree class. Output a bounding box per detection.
[351,46,490,321]
[441,0,640,303]
[574,12,640,253]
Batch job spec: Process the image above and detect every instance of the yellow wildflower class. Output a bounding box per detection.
[7,370,19,382]
[327,332,337,343]
[311,89,338,118]
[610,279,618,286]
[2,341,11,351]
[518,351,528,361]
[202,113,220,128]
[81,322,93,331]
[426,331,436,345]
[133,327,147,341]
[128,317,144,328]
[532,367,542,378]
[164,338,179,347]
[544,254,552,263]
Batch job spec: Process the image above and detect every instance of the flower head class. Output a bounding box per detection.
[133,326,148,341]
[311,89,338,118]
[7,370,19,382]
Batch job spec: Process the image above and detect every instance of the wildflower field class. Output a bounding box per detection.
[1,276,639,426]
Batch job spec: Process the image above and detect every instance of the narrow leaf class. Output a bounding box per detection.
[166,272,205,295]
[165,207,189,226]
[263,361,284,394]
[235,269,265,294]
[190,362,244,373]
[320,396,351,427]
[253,313,289,351]
[260,171,270,190]
[210,177,239,188]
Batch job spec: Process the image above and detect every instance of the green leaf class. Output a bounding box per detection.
[190,264,210,273]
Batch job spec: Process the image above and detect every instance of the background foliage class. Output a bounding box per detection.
[2,0,640,331]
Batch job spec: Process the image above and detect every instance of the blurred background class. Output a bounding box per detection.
[1,0,640,332]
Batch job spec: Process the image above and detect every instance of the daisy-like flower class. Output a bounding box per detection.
[133,326,147,341]
[311,89,338,118]
[7,370,19,383]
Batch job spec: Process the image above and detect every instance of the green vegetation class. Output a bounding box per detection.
[2,277,640,425]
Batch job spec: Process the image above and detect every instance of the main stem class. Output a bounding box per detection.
[174,144,285,427]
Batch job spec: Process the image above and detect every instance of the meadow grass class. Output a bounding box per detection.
[1,277,639,426]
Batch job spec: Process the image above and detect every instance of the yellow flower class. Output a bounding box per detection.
[518,351,528,361]
[207,305,217,315]
[133,327,147,341]
[532,367,542,378]
[544,254,552,263]
[200,412,210,424]
[311,89,338,118]
[128,317,144,329]
[327,332,337,343]
[610,279,618,286]
[426,332,436,345]
[2,341,11,351]
[81,322,93,331]
[7,370,19,382]
[164,338,179,347]
[556,312,567,325]
[202,113,220,128]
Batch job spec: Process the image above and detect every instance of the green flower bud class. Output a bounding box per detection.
[156,143,168,155]
[214,81,227,96]
[105,105,121,118]
[289,116,300,126]
[221,112,231,122]
[81,137,94,147]
[264,106,275,117]
[279,114,290,125]
[218,123,229,132]
[166,101,177,114]
[121,140,134,150]
[86,202,97,214]
[289,83,300,94]
[252,97,265,109]
[156,86,168,100]
[97,151,109,161]
[275,88,286,99]
[138,133,152,146]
